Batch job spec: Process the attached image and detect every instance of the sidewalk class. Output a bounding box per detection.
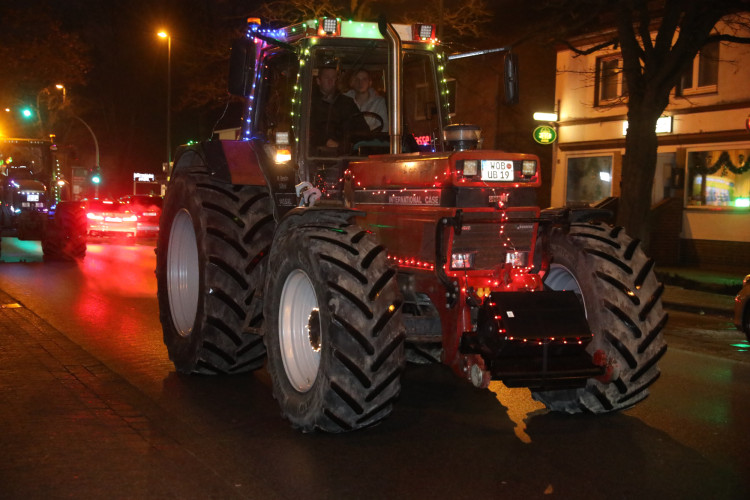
[0,288,253,499]
[657,266,744,317]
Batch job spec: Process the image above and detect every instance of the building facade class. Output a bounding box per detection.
[550,20,750,268]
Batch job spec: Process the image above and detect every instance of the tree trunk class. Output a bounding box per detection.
[617,101,661,244]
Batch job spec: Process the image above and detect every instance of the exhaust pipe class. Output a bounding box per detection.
[378,17,402,155]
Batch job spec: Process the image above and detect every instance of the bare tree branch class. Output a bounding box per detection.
[707,33,750,44]
[557,38,619,56]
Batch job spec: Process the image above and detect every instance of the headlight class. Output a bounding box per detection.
[505,251,529,267]
[451,251,476,270]
[463,160,478,176]
[521,160,537,177]
[275,148,292,163]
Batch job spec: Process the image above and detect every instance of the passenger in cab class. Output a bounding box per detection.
[345,69,387,132]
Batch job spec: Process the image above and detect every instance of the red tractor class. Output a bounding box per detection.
[156,18,667,432]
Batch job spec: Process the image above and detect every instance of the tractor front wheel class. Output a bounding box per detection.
[264,215,405,432]
[532,221,668,413]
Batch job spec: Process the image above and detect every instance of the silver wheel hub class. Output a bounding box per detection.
[279,269,321,392]
[167,209,200,337]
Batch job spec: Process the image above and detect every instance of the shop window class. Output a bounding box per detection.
[595,56,627,105]
[678,41,719,95]
[687,148,750,207]
[566,155,613,206]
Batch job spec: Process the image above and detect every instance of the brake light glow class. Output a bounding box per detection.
[87,212,137,222]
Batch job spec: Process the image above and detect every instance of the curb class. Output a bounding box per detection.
[662,300,734,317]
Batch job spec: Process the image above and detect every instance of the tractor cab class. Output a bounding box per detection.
[231,18,456,198]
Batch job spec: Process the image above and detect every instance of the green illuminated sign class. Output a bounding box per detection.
[533,125,557,145]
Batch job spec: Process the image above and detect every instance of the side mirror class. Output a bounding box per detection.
[228,38,256,96]
[504,52,519,105]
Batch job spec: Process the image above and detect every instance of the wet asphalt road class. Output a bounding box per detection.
[0,237,748,499]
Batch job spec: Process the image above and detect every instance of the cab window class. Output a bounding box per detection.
[254,50,300,143]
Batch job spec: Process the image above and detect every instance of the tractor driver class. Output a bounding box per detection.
[309,66,369,155]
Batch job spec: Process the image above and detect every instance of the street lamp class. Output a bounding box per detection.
[55,84,66,103]
[157,30,171,166]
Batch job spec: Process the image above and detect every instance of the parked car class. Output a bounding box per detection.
[734,273,750,341]
[85,199,137,238]
[120,195,162,237]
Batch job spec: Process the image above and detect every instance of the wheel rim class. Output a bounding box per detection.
[279,269,321,392]
[167,209,200,337]
[546,263,587,316]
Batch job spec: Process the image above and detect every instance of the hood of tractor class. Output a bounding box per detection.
[346,149,541,192]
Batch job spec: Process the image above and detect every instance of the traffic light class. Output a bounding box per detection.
[90,168,101,184]
[20,107,34,119]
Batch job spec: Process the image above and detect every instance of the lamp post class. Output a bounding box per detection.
[157,30,172,166]
[55,84,66,103]
[55,84,101,197]
[54,84,99,166]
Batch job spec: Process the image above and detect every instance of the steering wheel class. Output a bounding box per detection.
[360,111,385,132]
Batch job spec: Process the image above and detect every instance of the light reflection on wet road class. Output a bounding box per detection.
[0,237,169,393]
[1,236,749,498]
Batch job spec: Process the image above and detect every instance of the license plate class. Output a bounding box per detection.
[481,160,514,181]
[27,193,39,202]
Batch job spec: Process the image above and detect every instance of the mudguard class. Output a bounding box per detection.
[171,139,298,220]
[531,206,614,274]
[273,206,363,237]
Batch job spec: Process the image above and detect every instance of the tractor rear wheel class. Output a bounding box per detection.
[532,221,668,413]
[156,171,275,374]
[264,215,405,432]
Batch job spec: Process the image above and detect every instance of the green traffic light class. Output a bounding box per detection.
[21,108,33,119]
[91,175,101,184]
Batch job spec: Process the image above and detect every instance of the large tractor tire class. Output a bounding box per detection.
[264,213,406,432]
[532,221,668,413]
[42,202,87,261]
[17,211,45,241]
[156,170,275,374]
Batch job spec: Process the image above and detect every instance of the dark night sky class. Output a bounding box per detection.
[2,0,262,197]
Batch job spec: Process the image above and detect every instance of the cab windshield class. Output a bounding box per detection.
[305,45,443,158]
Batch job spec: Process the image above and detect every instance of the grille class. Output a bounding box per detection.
[451,210,536,270]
